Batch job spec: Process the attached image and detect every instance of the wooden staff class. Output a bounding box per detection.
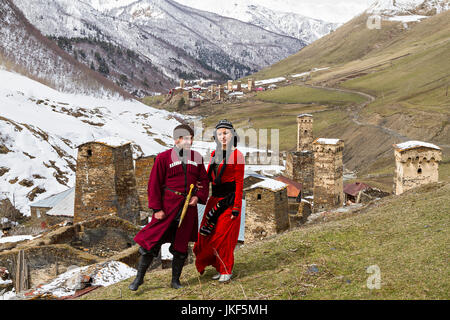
[178,184,195,228]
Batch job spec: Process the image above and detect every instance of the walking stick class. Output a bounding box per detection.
[178,184,195,228]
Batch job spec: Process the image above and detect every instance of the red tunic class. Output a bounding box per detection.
[193,148,245,275]
[134,148,209,254]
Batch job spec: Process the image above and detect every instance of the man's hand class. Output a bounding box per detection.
[153,210,166,220]
[188,196,199,206]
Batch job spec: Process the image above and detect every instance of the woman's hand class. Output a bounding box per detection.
[231,210,239,220]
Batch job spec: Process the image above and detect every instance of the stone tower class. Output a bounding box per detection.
[313,138,344,213]
[179,79,185,88]
[74,138,140,224]
[247,78,255,92]
[227,80,233,91]
[297,114,313,152]
[236,81,242,91]
[393,141,442,195]
[284,114,315,196]
[134,155,156,214]
[284,151,314,197]
[218,85,225,100]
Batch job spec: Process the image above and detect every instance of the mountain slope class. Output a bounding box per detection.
[11,0,306,94]
[0,0,131,98]
[248,3,449,171]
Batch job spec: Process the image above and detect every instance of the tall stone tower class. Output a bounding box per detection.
[218,85,225,100]
[227,80,233,92]
[134,155,156,214]
[74,138,140,224]
[313,138,344,213]
[179,79,185,88]
[297,114,313,152]
[284,114,315,196]
[248,78,255,92]
[393,141,442,195]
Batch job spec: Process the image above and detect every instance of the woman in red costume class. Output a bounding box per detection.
[193,119,245,282]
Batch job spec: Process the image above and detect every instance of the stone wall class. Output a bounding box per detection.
[284,151,314,197]
[30,207,50,221]
[135,156,156,214]
[244,187,289,243]
[44,214,73,227]
[113,146,140,224]
[74,142,139,224]
[394,147,442,195]
[313,140,344,213]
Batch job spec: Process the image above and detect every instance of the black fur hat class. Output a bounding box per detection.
[213,119,239,147]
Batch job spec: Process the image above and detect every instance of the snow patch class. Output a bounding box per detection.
[394,140,441,151]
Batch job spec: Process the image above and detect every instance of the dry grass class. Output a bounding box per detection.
[81,181,450,300]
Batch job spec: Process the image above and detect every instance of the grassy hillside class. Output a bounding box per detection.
[254,11,449,145]
[81,181,450,300]
[256,85,366,106]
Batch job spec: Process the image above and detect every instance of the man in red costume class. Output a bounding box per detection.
[129,124,209,291]
[194,120,245,282]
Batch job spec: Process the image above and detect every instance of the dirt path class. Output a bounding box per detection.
[303,84,415,142]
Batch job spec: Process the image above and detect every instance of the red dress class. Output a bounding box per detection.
[193,148,245,275]
[134,148,209,254]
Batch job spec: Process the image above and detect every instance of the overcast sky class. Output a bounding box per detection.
[174,0,376,23]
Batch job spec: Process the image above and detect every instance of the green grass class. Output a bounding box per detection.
[141,95,165,107]
[256,86,366,106]
[341,40,450,116]
[81,181,450,300]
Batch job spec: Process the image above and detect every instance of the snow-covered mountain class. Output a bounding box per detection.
[367,0,449,15]
[0,67,214,216]
[0,0,130,98]
[174,1,340,44]
[10,0,306,93]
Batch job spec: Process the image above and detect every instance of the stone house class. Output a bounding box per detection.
[343,182,371,203]
[244,178,289,243]
[274,176,302,214]
[29,187,74,226]
[393,141,442,195]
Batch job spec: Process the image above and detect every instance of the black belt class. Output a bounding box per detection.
[165,187,187,197]
[212,181,236,198]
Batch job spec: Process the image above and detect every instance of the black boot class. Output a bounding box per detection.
[171,251,187,289]
[129,247,155,291]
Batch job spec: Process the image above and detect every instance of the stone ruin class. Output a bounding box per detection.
[0,138,163,296]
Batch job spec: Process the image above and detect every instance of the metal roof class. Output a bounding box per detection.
[343,182,371,197]
[30,187,74,208]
